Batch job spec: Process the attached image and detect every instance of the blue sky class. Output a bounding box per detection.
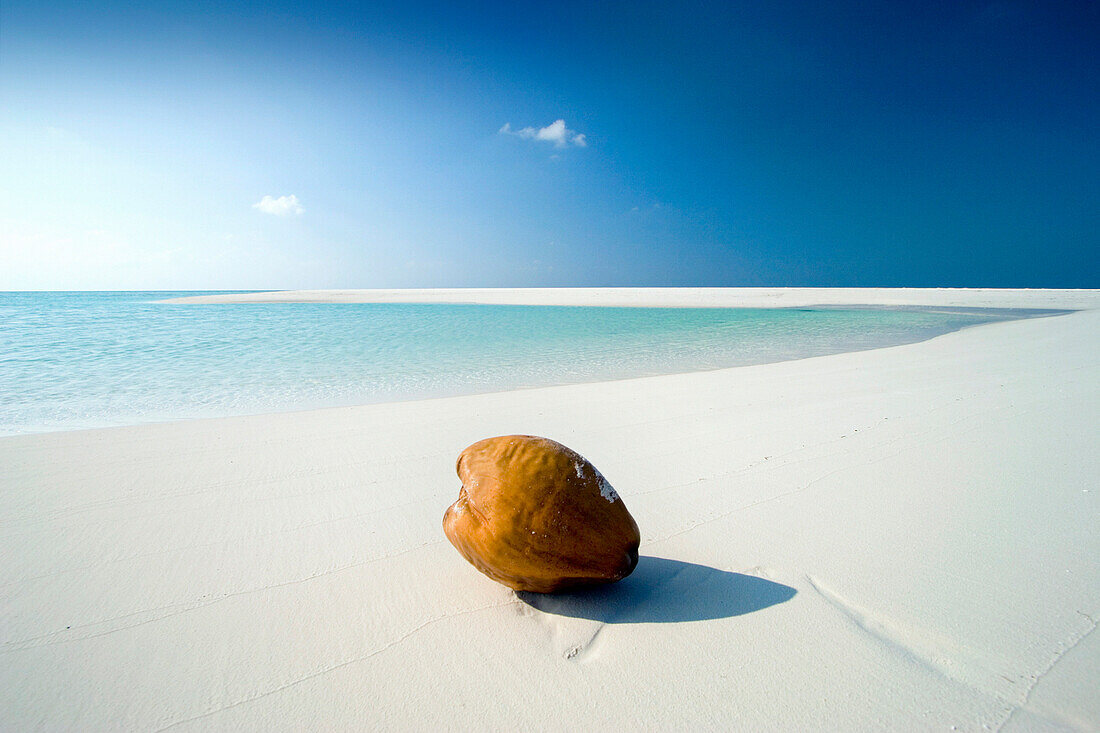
[1,0,1096,289]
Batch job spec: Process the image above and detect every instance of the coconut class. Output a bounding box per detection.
[443,435,640,593]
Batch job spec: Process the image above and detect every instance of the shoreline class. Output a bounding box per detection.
[0,311,1033,439]
[1,295,1079,439]
[159,286,1100,310]
[2,290,1098,729]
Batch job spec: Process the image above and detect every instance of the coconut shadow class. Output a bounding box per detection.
[517,556,796,623]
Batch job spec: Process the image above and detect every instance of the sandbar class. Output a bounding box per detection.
[2,288,1098,730]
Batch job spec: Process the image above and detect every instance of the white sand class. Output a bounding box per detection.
[3,289,1098,730]
[162,286,1098,310]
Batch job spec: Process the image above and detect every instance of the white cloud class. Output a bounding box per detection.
[534,119,569,146]
[499,119,587,148]
[253,194,304,216]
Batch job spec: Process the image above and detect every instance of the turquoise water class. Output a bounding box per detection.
[0,292,1037,435]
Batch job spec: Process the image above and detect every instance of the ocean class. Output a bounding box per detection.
[0,292,1040,435]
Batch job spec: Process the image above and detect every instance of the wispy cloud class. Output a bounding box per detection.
[253,194,304,216]
[500,119,587,148]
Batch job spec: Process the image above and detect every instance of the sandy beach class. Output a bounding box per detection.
[2,288,1098,730]
[162,286,1099,310]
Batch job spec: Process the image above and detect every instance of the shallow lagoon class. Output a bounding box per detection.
[0,292,1048,434]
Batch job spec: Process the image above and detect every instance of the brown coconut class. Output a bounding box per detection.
[443,435,640,593]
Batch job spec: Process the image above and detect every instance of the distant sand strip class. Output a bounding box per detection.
[2,289,1098,729]
[161,286,1100,310]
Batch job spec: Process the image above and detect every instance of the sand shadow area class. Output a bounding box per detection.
[518,556,796,623]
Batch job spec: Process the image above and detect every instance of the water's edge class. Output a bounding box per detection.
[0,294,1073,437]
